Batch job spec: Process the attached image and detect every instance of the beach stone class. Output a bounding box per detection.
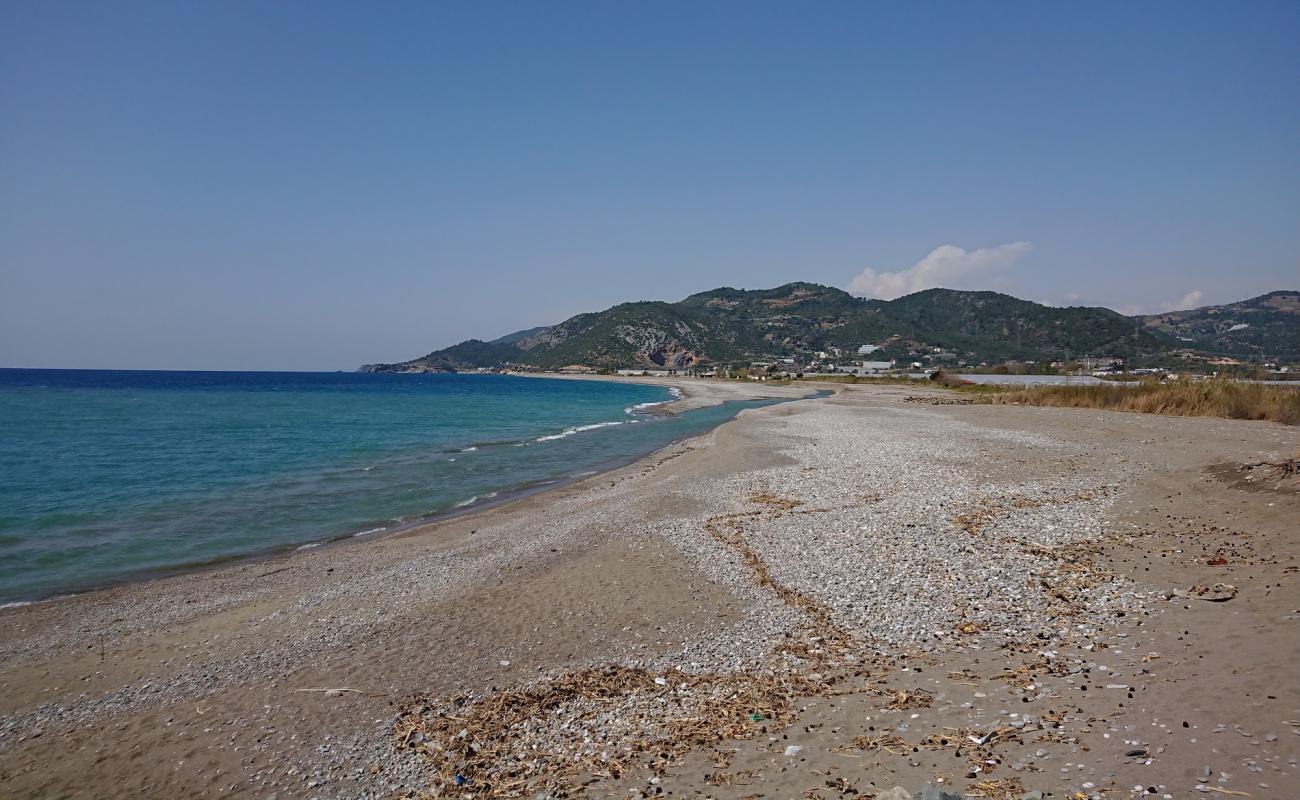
[915,787,961,800]
[876,789,912,800]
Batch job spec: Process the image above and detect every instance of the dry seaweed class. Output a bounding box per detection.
[883,689,934,710]
[395,491,877,797]
[832,733,910,755]
[966,777,1025,799]
[395,665,826,796]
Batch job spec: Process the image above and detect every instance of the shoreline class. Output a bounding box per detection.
[2,383,1295,800]
[0,376,820,609]
[507,369,822,413]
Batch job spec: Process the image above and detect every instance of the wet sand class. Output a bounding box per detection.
[1,380,1296,799]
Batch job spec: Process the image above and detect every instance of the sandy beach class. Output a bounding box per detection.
[1,379,1296,800]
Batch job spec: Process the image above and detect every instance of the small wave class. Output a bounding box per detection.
[536,420,626,442]
[352,527,388,538]
[453,492,498,508]
[0,600,33,609]
[625,387,682,415]
[296,542,324,550]
[571,470,598,477]
[460,446,478,452]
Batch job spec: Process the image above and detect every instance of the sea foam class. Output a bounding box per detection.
[453,492,498,508]
[535,420,626,442]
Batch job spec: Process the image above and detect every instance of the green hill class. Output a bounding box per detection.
[1136,291,1300,359]
[361,284,1297,372]
[879,289,1166,360]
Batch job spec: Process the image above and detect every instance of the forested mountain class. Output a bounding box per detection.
[1136,291,1300,358]
[361,284,1297,372]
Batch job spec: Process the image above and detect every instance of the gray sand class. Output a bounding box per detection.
[1,380,1296,799]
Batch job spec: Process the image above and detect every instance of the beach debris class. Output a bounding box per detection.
[395,664,827,796]
[833,733,910,755]
[965,778,1025,800]
[902,395,973,405]
[955,490,1102,537]
[954,503,1000,535]
[1188,582,1238,602]
[994,657,1070,689]
[704,769,759,786]
[748,490,804,511]
[884,688,934,710]
[293,687,376,698]
[1236,455,1299,480]
[383,414,1186,797]
[394,490,881,797]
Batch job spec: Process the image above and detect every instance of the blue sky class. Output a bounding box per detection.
[2,1,1297,370]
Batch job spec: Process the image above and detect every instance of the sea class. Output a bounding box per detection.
[0,369,780,604]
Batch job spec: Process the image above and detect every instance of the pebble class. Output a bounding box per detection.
[2,390,1276,799]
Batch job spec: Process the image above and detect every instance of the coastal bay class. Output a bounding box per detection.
[1,380,1296,799]
[0,371,810,603]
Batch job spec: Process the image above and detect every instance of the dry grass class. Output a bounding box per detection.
[979,380,1300,424]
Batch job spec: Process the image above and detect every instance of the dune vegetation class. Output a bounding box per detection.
[977,380,1300,425]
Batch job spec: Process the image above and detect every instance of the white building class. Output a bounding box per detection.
[857,344,880,355]
[849,360,894,375]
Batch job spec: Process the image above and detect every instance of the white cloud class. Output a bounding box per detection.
[848,242,1033,299]
[1111,289,1205,316]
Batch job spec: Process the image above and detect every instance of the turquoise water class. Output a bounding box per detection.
[0,370,777,602]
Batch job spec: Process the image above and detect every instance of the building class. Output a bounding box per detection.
[848,360,894,376]
[857,344,880,355]
[1080,357,1123,372]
